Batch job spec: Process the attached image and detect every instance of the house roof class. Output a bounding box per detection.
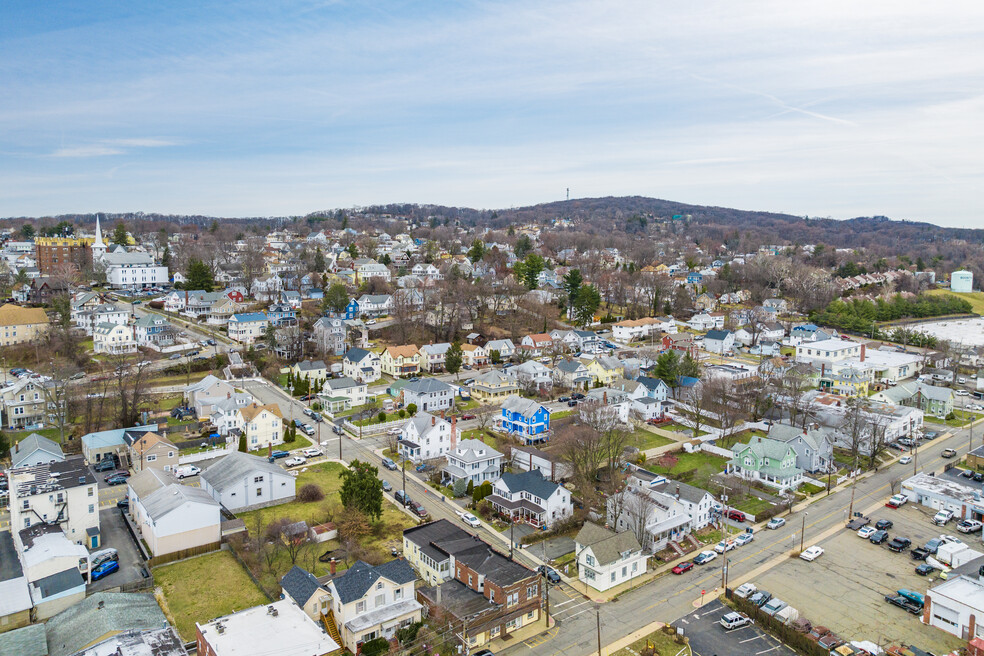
[500,395,546,419]
[419,343,452,356]
[705,329,731,341]
[555,359,586,374]
[10,433,64,468]
[450,439,503,464]
[451,542,535,587]
[44,592,168,656]
[200,451,287,493]
[294,359,327,372]
[0,623,46,656]
[472,369,514,387]
[496,470,559,500]
[344,347,375,363]
[33,568,84,600]
[385,344,420,359]
[0,304,49,327]
[327,559,417,605]
[280,565,325,606]
[526,333,552,345]
[404,378,453,395]
[238,403,283,422]
[734,435,795,461]
[574,522,642,566]
[127,468,176,499]
[81,425,157,450]
[402,519,474,564]
[325,376,363,392]
[142,484,219,521]
[230,312,268,323]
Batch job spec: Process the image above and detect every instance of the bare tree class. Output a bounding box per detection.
[579,402,631,472]
[557,424,605,493]
[618,487,658,550]
[473,404,497,432]
[676,385,710,438]
[702,377,746,437]
[239,237,266,298]
[267,518,308,566]
[109,354,152,428]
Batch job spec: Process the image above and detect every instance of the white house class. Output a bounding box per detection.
[7,458,99,543]
[199,451,296,512]
[208,392,254,436]
[925,573,984,640]
[401,378,455,413]
[486,470,573,528]
[126,468,221,557]
[687,313,723,331]
[703,329,735,354]
[320,377,369,412]
[484,338,516,360]
[574,522,647,592]
[92,321,136,354]
[236,403,283,451]
[399,412,454,462]
[626,466,716,531]
[227,312,269,345]
[795,338,864,365]
[101,250,169,289]
[418,343,452,373]
[508,359,553,391]
[9,432,64,468]
[343,347,381,383]
[443,439,504,486]
[355,293,393,317]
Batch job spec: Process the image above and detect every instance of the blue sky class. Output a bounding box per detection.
[2,1,982,226]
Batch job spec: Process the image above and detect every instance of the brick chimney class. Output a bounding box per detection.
[329,558,336,575]
[451,415,457,450]
[860,344,866,362]
[431,415,436,426]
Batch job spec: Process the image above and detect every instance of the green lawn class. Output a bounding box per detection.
[732,495,774,515]
[925,409,976,427]
[715,428,765,450]
[628,428,674,451]
[662,422,709,437]
[801,482,826,496]
[551,410,574,420]
[145,371,211,387]
[7,427,64,444]
[611,626,691,656]
[154,550,269,641]
[246,434,312,456]
[648,451,728,491]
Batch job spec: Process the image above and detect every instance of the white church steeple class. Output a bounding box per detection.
[92,214,107,259]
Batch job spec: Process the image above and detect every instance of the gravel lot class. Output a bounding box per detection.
[748,502,965,654]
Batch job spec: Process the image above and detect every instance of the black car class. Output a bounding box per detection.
[748,591,772,607]
[117,498,130,511]
[887,537,911,553]
[567,400,578,407]
[571,393,585,400]
[975,472,984,483]
[875,519,893,530]
[963,469,976,478]
[558,396,571,402]
[870,530,889,544]
[93,459,118,472]
[538,565,561,583]
[911,547,930,561]
[915,563,936,576]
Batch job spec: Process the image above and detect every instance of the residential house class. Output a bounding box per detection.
[80,425,157,466]
[206,296,242,326]
[7,458,99,544]
[73,302,130,336]
[767,423,834,473]
[498,395,551,443]
[485,338,516,361]
[487,470,572,528]
[626,467,717,531]
[101,250,168,289]
[871,381,954,418]
[132,314,175,347]
[519,333,552,357]
[795,338,863,365]
[92,321,136,354]
[126,468,221,557]
[355,261,392,285]
[199,451,296,512]
[1,376,48,430]
[443,439,504,486]
[183,374,236,412]
[411,263,442,279]
[662,333,698,358]
[280,565,330,622]
[355,294,393,317]
[399,412,455,462]
[727,436,804,492]
[313,316,347,356]
[461,343,488,367]
[611,317,661,344]
[381,345,421,377]
[703,329,735,354]
[401,519,472,586]
[608,484,692,552]
[292,359,329,383]
[209,392,255,436]
[15,525,88,619]
[687,313,722,331]
[402,378,455,413]
[584,356,623,386]
[574,522,647,592]
[508,360,553,392]
[418,343,452,373]
[510,446,571,481]
[763,298,789,313]
[9,432,64,468]
[28,277,69,306]
[196,599,340,656]
[320,377,369,413]
[236,403,284,451]
[124,431,178,473]
[470,369,519,402]
[694,293,717,312]
[343,347,381,383]
[553,359,591,390]
[227,312,269,345]
[323,560,421,654]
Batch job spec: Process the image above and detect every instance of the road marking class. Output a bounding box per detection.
[740,636,761,643]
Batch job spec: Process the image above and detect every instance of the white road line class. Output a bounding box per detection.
[552,599,579,608]
[756,647,781,654]
[740,636,761,643]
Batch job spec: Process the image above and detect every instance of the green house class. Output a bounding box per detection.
[727,436,803,492]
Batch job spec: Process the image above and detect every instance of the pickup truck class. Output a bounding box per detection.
[887,537,912,553]
[884,594,922,615]
[910,547,930,561]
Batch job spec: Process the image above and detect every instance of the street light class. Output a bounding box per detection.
[799,512,809,553]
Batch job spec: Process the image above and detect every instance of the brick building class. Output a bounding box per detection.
[34,236,93,274]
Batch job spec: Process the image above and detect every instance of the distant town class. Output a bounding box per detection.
[0,203,982,656]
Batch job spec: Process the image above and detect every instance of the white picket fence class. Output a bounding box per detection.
[700,443,734,458]
[179,443,236,464]
[343,417,408,437]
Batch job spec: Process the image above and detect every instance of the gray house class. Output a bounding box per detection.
[767,423,835,473]
[402,378,455,413]
[10,433,65,468]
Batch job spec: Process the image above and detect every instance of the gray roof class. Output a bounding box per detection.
[500,395,545,419]
[451,543,535,587]
[295,360,327,372]
[200,452,287,493]
[71,628,187,656]
[325,376,363,392]
[33,568,84,599]
[495,470,559,500]
[555,359,586,374]
[449,439,503,464]
[705,329,732,341]
[0,532,24,583]
[574,522,642,566]
[142,484,219,521]
[402,519,474,564]
[327,559,417,605]
[0,623,47,656]
[127,468,177,499]
[10,433,64,468]
[767,423,831,452]
[45,592,168,656]
[404,378,453,395]
[419,343,451,356]
[281,565,325,606]
[344,347,374,363]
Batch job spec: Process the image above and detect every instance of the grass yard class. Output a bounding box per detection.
[145,371,211,387]
[628,428,675,451]
[715,428,766,450]
[926,289,984,315]
[925,409,976,427]
[551,410,574,420]
[731,495,774,515]
[647,451,728,491]
[801,482,826,496]
[246,434,313,456]
[610,626,691,656]
[154,550,269,641]
[661,422,708,437]
[7,427,64,444]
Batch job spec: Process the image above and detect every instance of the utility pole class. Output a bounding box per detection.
[847,456,859,519]
[911,424,917,478]
[595,606,602,656]
[800,512,808,552]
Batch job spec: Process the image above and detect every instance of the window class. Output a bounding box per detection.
[356,601,366,614]
[88,487,94,497]
[147,454,157,462]
[89,504,95,513]
[527,584,538,598]
[375,593,385,608]
[394,587,403,600]
[254,476,264,483]
[611,572,616,583]
[507,592,518,607]
[256,488,262,496]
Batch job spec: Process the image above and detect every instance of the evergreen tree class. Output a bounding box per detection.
[562,268,583,306]
[322,283,349,315]
[112,222,129,246]
[571,284,601,326]
[238,433,247,452]
[514,234,533,258]
[313,247,326,272]
[340,460,384,520]
[185,259,215,292]
[653,350,680,389]
[161,245,171,268]
[20,224,35,239]
[347,243,359,259]
[445,341,463,377]
[467,239,486,263]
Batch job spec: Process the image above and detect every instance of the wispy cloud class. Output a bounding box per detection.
[50,138,178,158]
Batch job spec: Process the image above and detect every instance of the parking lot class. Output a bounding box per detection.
[749,502,966,654]
[88,507,149,592]
[679,599,797,656]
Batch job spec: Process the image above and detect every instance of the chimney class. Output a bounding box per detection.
[860,344,866,362]
[603,391,608,405]
[329,558,336,575]
[14,441,18,453]
[675,485,680,499]
[432,415,436,426]
[227,392,231,399]
[821,363,825,377]
[451,415,457,450]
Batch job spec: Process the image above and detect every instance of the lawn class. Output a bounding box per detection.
[801,482,826,496]
[925,409,976,427]
[661,422,709,438]
[7,427,64,444]
[551,410,574,420]
[610,626,691,656]
[647,451,728,491]
[154,550,269,641]
[145,371,211,387]
[246,434,312,456]
[731,495,774,515]
[628,428,674,451]
[715,428,765,450]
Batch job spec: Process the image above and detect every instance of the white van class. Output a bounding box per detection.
[175,465,201,479]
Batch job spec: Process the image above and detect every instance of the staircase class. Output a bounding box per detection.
[321,611,343,646]
[685,534,702,550]
[667,540,686,557]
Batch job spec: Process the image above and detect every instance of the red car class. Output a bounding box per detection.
[671,562,694,575]
[460,414,476,420]
[726,510,746,523]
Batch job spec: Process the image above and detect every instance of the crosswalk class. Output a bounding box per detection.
[548,589,595,623]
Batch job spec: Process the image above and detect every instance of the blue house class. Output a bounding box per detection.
[686,272,704,284]
[266,302,297,327]
[343,299,360,320]
[499,395,551,444]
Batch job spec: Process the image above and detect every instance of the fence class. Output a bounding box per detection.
[147,541,222,568]
[343,416,407,437]
[700,444,734,458]
[223,543,278,602]
[179,444,235,464]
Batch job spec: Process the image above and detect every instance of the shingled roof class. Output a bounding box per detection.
[575,522,642,566]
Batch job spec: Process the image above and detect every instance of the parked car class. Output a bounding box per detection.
[733,582,757,599]
[857,526,877,539]
[460,512,481,528]
[538,566,561,583]
[175,465,200,479]
[91,559,120,581]
[567,400,578,407]
[941,448,957,458]
[911,547,930,561]
[693,551,717,565]
[714,539,736,554]
[380,479,392,492]
[886,494,908,508]
[394,490,410,506]
[887,537,912,553]
[69,371,85,380]
[915,563,936,576]
[93,459,118,472]
[103,470,130,482]
[923,431,939,440]
[106,473,128,486]
[800,546,824,561]
[933,510,954,526]
[460,414,476,420]
[748,590,772,607]
[735,532,754,547]
[870,530,890,544]
[411,502,428,518]
[762,598,788,616]
[268,450,289,461]
[719,612,752,630]
[284,456,306,467]
[875,519,894,530]
[381,457,398,471]
[672,562,694,575]
[726,509,746,522]
[961,469,975,478]
[957,519,983,533]
[766,517,786,530]
[558,396,571,402]
[116,498,129,511]
[899,456,912,465]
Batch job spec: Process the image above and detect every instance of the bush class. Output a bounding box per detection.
[407,403,417,416]
[378,411,387,423]
[397,621,422,645]
[399,409,406,418]
[452,478,469,498]
[360,637,390,656]
[297,484,324,503]
[472,480,493,504]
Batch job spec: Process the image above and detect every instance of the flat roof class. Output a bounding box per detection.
[931,574,984,611]
[197,599,339,655]
[903,472,984,507]
[10,457,95,499]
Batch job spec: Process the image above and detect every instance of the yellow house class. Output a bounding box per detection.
[0,304,51,347]
[819,368,869,398]
[470,369,519,402]
[584,356,624,386]
[460,343,488,367]
[238,403,284,451]
[381,344,421,377]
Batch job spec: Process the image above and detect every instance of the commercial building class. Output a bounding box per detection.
[7,458,100,547]
[34,236,92,274]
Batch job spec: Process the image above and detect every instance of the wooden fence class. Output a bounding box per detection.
[147,541,222,568]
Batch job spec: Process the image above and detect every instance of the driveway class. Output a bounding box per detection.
[679,599,797,656]
[89,508,148,592]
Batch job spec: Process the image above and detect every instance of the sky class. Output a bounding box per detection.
[2,1,983,226]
